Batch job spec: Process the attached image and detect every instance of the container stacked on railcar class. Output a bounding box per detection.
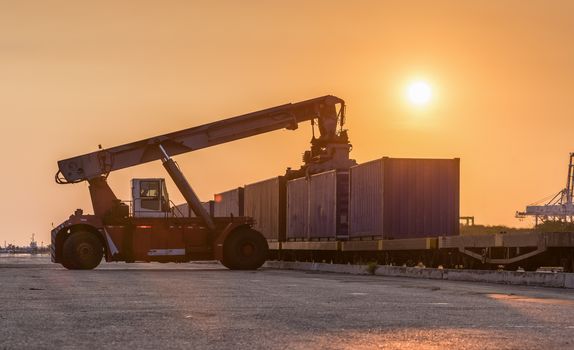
[244,177,286,241]
[173,201,214,218]
[309,170,349,239]
[286,177,308,239]
[348,157,460,239]
[287,170,349,240]
[213,187,244,217]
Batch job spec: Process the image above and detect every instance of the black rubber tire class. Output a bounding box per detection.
[61,256,78,270]
[221,229,268,270]
[62,231,103,270]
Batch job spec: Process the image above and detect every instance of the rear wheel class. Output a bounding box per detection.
[62,231,103,270]
[221,229,268,270]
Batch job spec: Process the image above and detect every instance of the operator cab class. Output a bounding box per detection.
[131,178,170,218]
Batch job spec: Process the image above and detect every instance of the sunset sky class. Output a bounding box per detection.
[1,1,574,245]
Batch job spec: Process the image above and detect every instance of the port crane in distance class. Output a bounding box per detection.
[516,152,574,225]
[52,95,354,270]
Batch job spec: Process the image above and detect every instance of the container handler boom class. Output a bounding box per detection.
[56,95,349,183]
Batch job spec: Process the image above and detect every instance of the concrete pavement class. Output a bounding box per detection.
[1,255,573,349]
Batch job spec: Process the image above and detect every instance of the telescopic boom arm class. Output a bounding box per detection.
[56,95,345,184]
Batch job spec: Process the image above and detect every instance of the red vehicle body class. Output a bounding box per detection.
[51,210,255,266]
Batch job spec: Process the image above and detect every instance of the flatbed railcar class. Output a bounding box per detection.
[265,232,574,272]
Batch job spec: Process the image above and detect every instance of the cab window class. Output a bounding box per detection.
[140,181,160,210]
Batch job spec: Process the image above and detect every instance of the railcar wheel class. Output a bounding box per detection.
[62,231,103,270]
[221,229,268,270]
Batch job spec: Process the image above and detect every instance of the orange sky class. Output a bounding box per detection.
[2,1,574,245]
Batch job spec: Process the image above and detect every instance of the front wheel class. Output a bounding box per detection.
[221,229,268,270]
[62,231,103,270]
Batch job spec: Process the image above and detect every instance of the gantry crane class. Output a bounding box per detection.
[516,153,574,225]
[51,95,354,269]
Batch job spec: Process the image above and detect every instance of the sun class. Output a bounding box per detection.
[407,81,432,106]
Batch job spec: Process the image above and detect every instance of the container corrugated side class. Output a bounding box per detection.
[172,201,214,218]
[383,157,459,238]
[213,188,244,217]
[244,176,286,241]
[173,203,190,217]
[349,159,384,237]
[308,170,349,239]
[286,177,308,239]
[349,157,459,239]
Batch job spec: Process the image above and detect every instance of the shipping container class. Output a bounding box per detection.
[287,170,349,240]
[308,170,349,239]
[244,177,286,241]
[213,188,244,217]
[349,157,459,239]
[172,201,214,218]
[286,177,308,239]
